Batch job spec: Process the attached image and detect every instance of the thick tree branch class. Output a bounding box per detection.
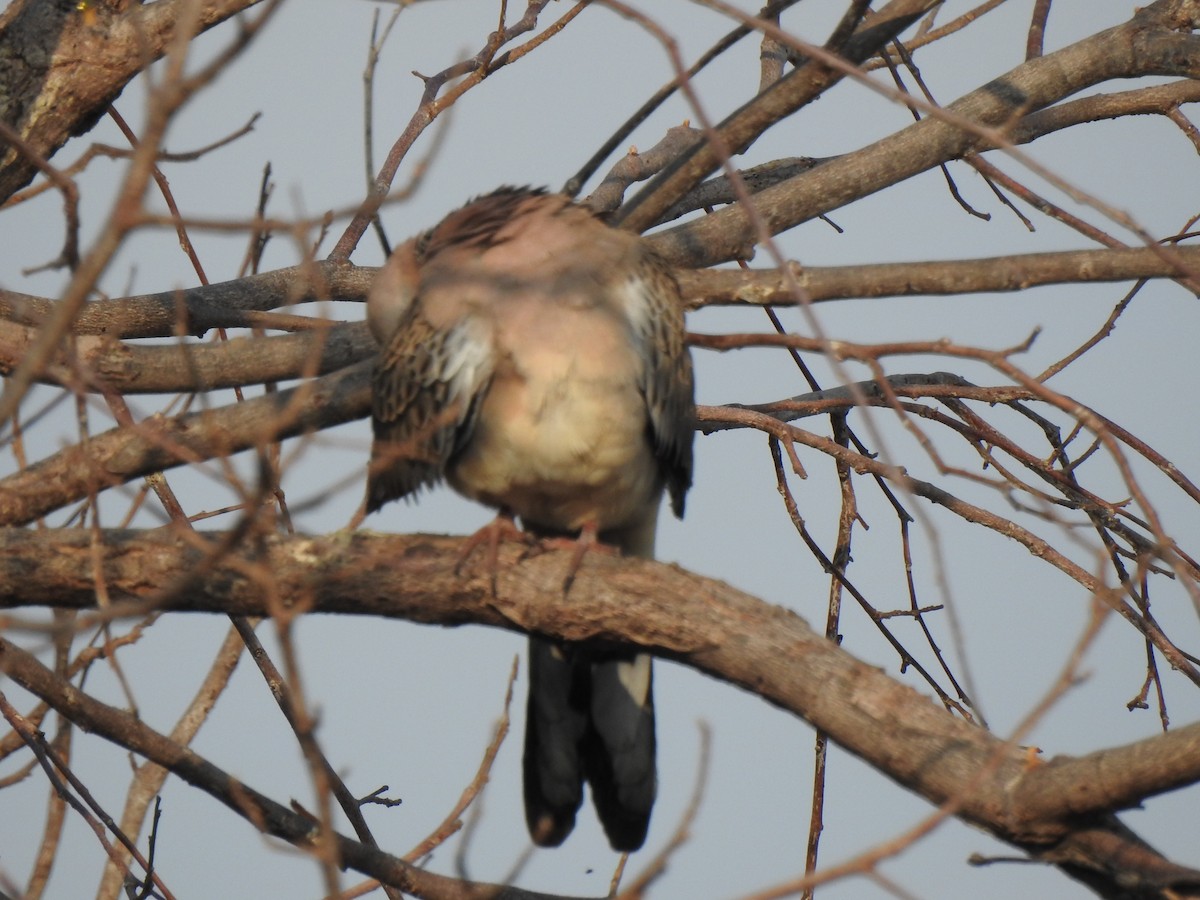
[4,242,1200,399]
[1,527,1198,898]
[0,0,265,201]
[1,3,1198,899]
[643,80,1200,226]
[0,319,373,395]
[615,0,940,234]
[0,261,373,339]
[1015,722,1200,822]
[648,4,1200,266]
[674,245,1200,308]
[0,361,372,527]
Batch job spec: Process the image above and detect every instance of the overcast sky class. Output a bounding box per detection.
[2,1,1199,898]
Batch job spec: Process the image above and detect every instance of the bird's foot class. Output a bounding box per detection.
[538,521,619,594]
[455,510,534,594]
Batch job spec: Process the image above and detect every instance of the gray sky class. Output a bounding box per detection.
[2,1,1198,898]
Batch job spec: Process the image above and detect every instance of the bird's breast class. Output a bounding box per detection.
[446,305,661,534]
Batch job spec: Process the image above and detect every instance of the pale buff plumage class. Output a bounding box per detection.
[366,186,694,851]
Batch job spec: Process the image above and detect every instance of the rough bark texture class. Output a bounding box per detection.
[0,0,261,200]
[2,527,1199,897]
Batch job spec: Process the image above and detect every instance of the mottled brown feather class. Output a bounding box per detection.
[366,185,695,851]
[368,185,692,521]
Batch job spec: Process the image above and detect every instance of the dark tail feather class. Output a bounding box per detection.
[523,638,588,846]
[523,643,657,851]
[584,652,656,851]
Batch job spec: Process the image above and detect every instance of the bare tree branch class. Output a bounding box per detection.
[615,0,941,234]
[648,3,1200,265]
[1,527,1199,897]
[0,629,579,900]
[0,0,266,201]
[675,245,1200,308]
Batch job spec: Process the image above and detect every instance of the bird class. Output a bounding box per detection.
[364,186,694,852]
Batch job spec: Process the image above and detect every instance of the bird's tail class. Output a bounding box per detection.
[523,641,656,851]
[523,637,588,847]
[583,649,656,850]
[522,515,659,851]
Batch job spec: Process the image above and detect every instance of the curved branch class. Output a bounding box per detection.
[4,360,1195,692]
[1,527,1198,897]
[1014,78,1200,139]
[614,0,940,234]
[694,400,1200,687]
[0,0,264,201]
[648,7,1200,266]
[0,361,372,527]
[1016,722,1200,821]
[647,79,1200,225]
[0,634,578,900]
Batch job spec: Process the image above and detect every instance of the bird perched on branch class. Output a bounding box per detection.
[365,186,694,851]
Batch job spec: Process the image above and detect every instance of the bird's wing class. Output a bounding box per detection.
[366,306,494,512]
[624,252,695,519]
